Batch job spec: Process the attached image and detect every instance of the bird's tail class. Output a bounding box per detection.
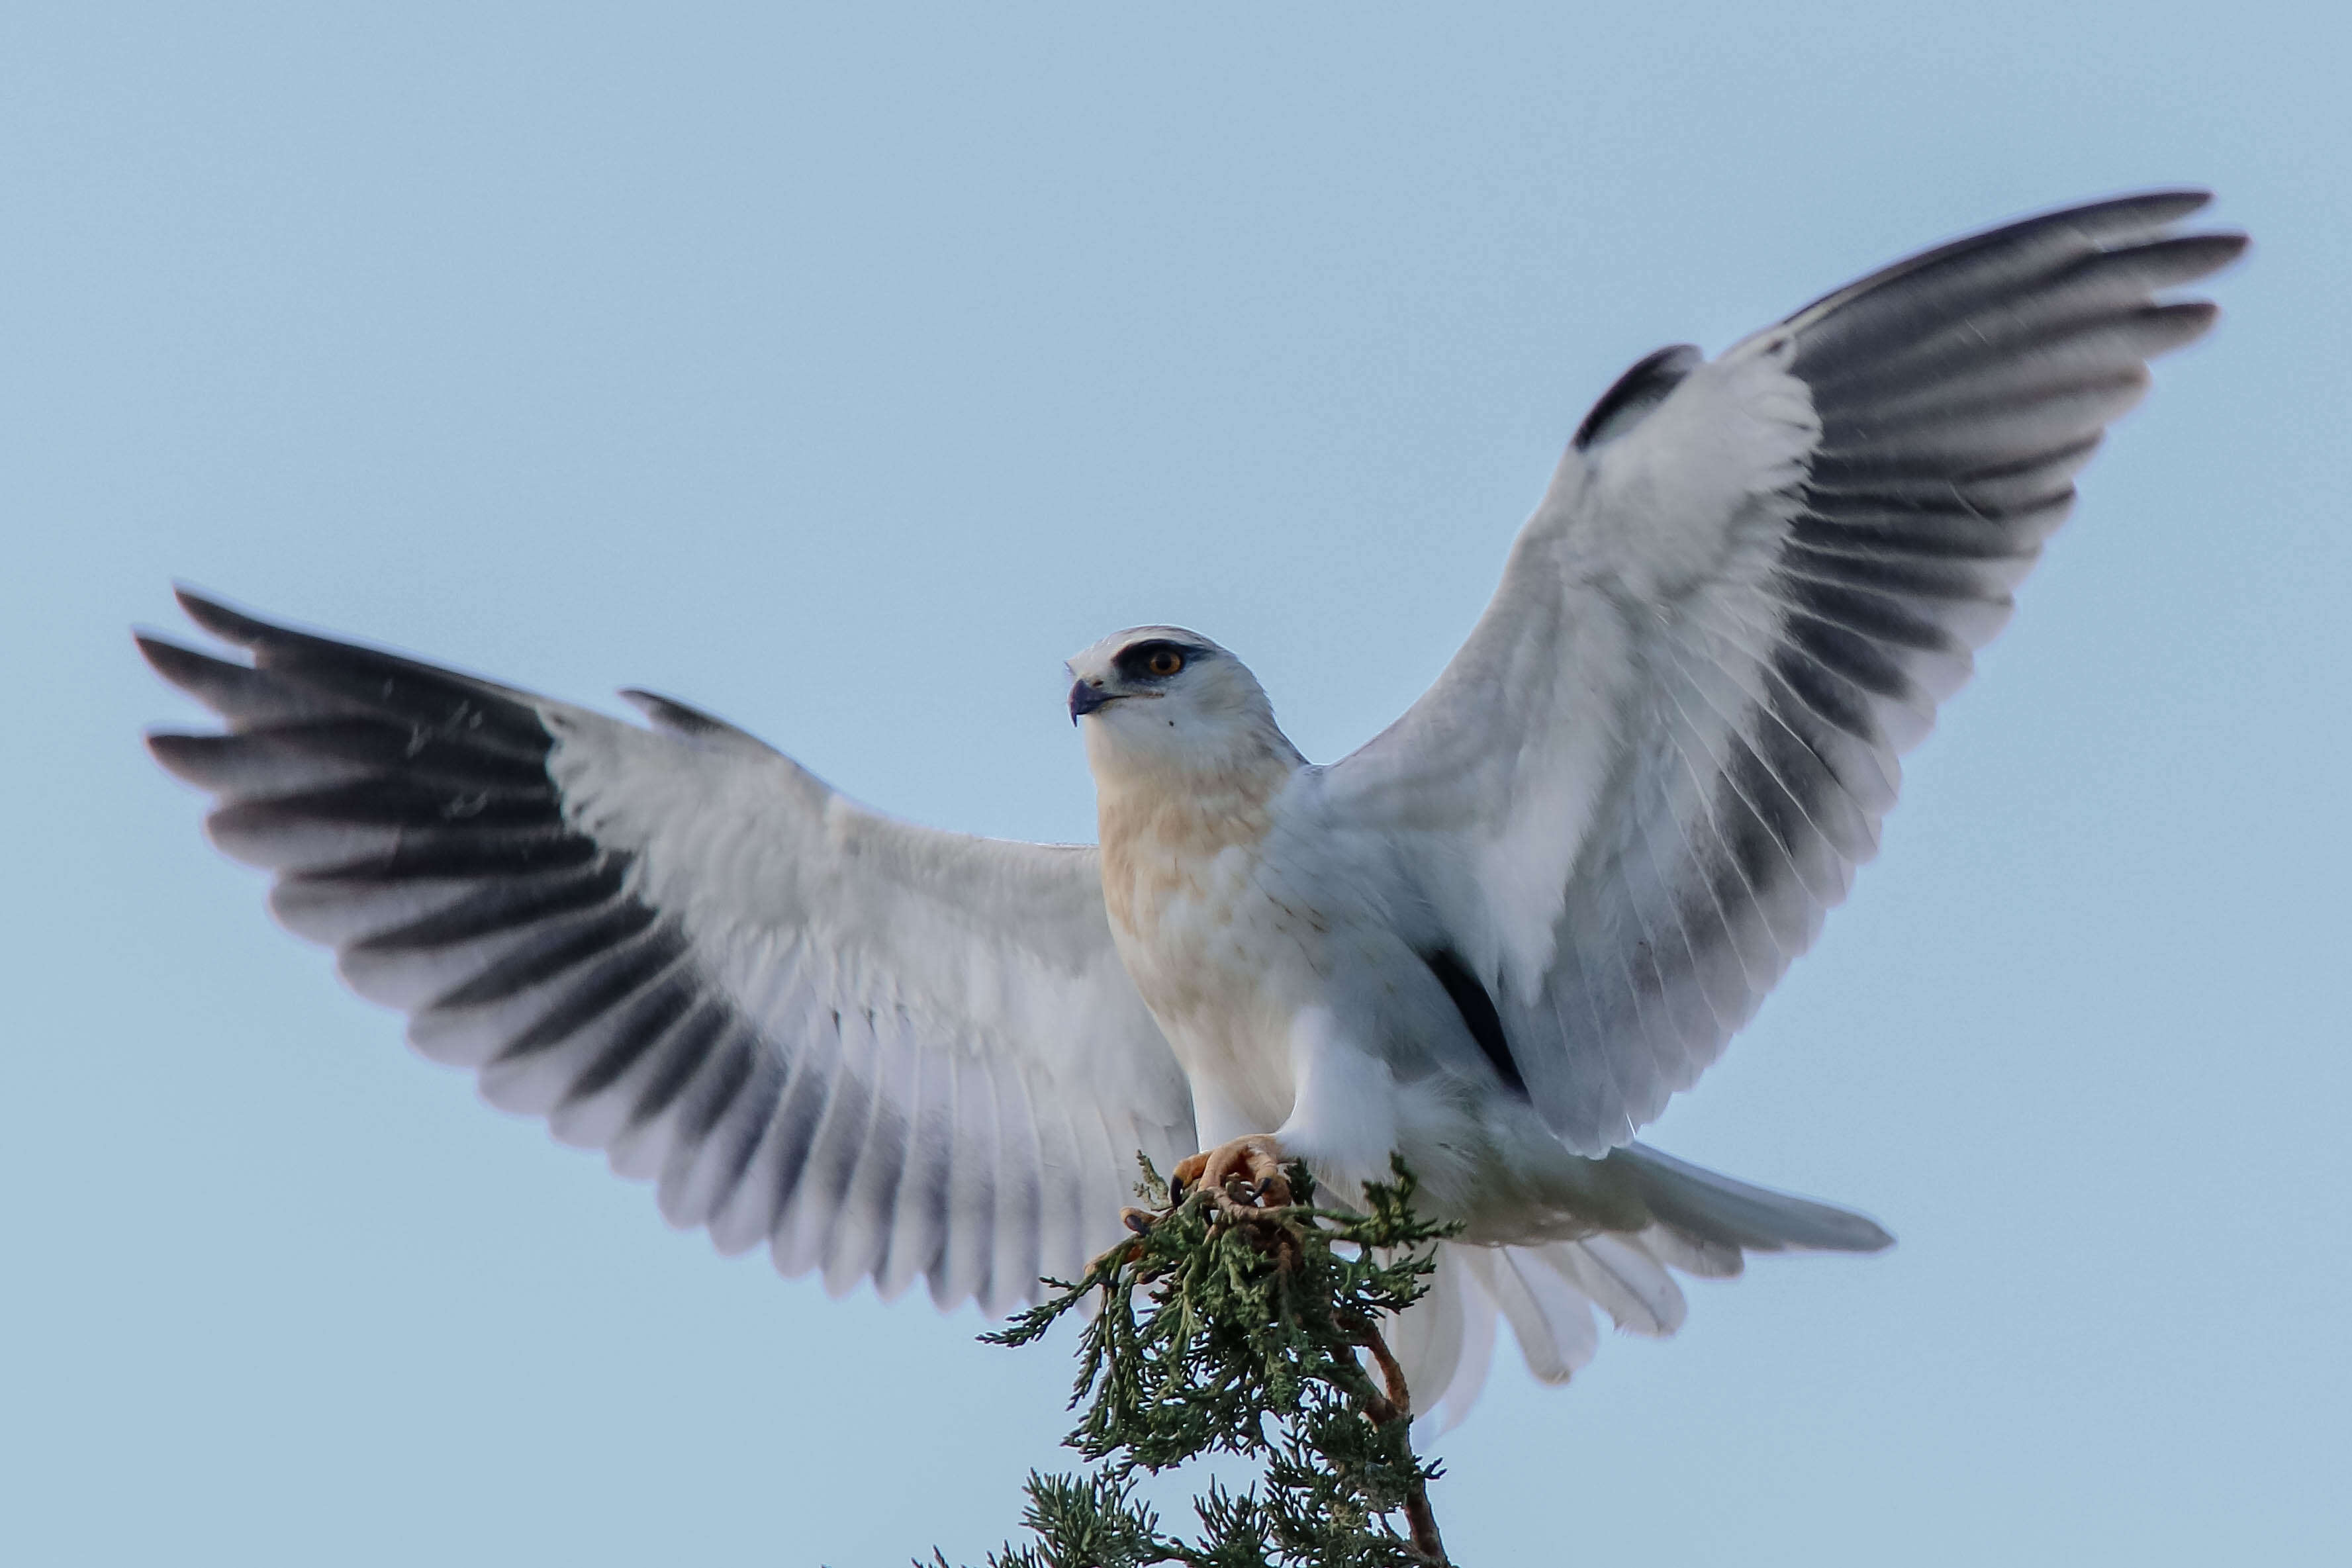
[1389,1144,1891,1429]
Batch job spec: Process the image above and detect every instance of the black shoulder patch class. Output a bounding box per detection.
[619,688,751,741]
[1423,948,1525,1097]
[1572,343,1703,451]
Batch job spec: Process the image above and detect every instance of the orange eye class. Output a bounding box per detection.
[1147,649,1184,678]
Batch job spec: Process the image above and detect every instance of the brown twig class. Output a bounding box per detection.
[1342,1311,1447,1565]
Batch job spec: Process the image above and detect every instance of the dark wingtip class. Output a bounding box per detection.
[2116,186,2210,218]
[132,629,187,674]
[144,729,218,784]
[135,630,238,692]
[2058,187,2212,230]
[2197,230,2252,270]
[1842,1215,1898,1254]
[171,584,277,647]
[2161,298,2224,343]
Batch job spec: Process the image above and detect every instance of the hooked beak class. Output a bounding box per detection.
[1069,678,1116,723]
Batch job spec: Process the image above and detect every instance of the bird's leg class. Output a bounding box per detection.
[1172,1132,1294,1213]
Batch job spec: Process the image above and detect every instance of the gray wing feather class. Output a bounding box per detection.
[1330,191,2243,1154]
[142,590,1194,1313]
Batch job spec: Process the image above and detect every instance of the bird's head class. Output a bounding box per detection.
[1065,626,1301,784]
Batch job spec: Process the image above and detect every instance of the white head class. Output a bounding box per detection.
[1065,625,1303,786]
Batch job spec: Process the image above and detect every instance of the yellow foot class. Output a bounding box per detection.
[1171,1133,1294,1212]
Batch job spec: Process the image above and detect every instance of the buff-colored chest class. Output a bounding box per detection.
[1095,767,1327,1127]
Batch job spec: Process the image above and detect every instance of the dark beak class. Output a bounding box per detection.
[1070,680,1115,722]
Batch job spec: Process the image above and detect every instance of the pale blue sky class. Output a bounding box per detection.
[4,5,2347,1564]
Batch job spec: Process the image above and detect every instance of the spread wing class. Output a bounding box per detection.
[1325,191,2243,1155]
[141,590,1194,1313]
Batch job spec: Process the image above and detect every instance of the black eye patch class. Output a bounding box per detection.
[1113,639,1197,682]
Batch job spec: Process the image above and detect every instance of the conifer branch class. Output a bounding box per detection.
[929,1157,1462,1567]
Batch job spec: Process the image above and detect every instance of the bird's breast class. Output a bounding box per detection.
[1096,774,1330,1129]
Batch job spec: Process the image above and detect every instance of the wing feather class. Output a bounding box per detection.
[1329,191,2241,1152]
[140,590,1194,1311]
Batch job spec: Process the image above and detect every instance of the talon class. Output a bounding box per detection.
[1180,1133,1292,1214]
[1119,1206,1154,1235]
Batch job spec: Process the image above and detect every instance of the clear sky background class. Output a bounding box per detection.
[4,5,2346,1565]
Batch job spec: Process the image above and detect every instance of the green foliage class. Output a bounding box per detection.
[929,1158,1462,1567]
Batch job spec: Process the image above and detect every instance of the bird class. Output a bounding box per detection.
[140,190,2242,1425]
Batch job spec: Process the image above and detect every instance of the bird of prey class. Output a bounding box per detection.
[142,191,2241,1424]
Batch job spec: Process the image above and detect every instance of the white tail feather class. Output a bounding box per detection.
[1395,1152,1891,1429]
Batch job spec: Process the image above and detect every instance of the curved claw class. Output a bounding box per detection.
[1174,1134,1293,1215]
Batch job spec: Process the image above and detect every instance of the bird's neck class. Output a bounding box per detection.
[1082,702,1304,798]
[1092,753,1299,846]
